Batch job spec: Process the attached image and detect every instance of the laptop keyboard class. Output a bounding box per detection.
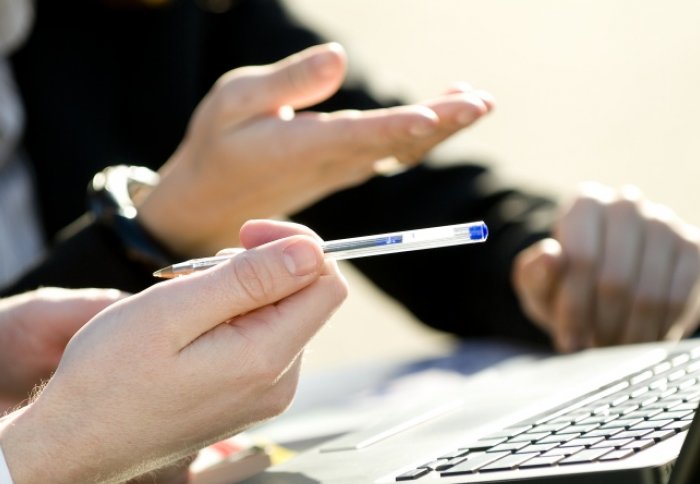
[395,346,700,481]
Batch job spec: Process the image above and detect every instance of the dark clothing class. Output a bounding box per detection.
[5,0,555,343]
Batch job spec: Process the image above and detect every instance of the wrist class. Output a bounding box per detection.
[0,406,41,484]
[0,419,14,484]
[0,403,102,484]
[137,161,220,258]
[88,165,180,269]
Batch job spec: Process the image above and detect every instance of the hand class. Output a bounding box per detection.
[513,183,700,352]
[138,42,493,257]
[0,287,125,411]
[0,220,348,484]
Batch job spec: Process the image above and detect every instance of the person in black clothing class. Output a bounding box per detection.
[6,0,700,353]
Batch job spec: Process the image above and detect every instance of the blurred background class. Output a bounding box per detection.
[280,0,700,373]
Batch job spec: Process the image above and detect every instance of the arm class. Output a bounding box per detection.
[0,220,347,483]
[3,42,492,297]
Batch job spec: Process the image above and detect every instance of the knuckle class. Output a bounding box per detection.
[597,274,631,304]
[608,196,642,220]
[212,71,259,117]
[232,254,273,305]
[329,276,349,305]
[632,292,663,317]
[568,252,598,274]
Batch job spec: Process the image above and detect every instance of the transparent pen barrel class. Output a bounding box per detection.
[321,222,488,261]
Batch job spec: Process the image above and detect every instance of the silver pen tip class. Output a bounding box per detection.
[152,266,176,279]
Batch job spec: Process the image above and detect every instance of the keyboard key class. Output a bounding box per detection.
[582,428,623,439]
[578,415,616,425]
[650,410,694,420]
[615,404,642,415]
[509,431,551,443]
[622,439,655,451]
[557,423,601,434]
[609,395,631,406]
[663,420,693,432]
[560,448,613,464]
[537,433,581,444]
[600,418,644,429]
[646,429,677,442]
[591,438,634,449]
[517,442,560,454]
[653,362,672,374]
[434,456,468,471]
[674,402,700,411]
[440,452,510,476]
[677,377,697,390]
[599,449,636,461]
[672,354,690,367]
[535,422,571,433]
[460,437,506,451]
[630,370,653,384]
[437,449,469,460]
[649,399,684,410]
[479,453,535,472]
[561,436,605,448]
[518,455,566,468]
[488,441,529,453]
[396,467,430,481]
[624,408,663,420]
[630,386,650,398]
[630,419,674,430]
[612,429,654,440]
[542,446,586,457]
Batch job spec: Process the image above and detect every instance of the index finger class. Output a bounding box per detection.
[552,185,606,351]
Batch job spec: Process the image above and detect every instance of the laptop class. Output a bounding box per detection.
[244,339,700,484]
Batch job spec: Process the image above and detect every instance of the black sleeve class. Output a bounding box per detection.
[292,164,556,345]
[0,216,160,297]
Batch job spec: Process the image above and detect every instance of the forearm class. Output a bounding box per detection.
[0,405,60,484]
[0,403,130,484]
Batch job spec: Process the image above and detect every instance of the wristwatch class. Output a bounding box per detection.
[88,165,176,269]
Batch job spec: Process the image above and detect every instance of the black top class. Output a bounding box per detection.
[6,0,555,344]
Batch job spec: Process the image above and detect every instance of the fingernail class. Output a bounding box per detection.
[312,46,340,79]
[475,89,496,110]
[456,108,477,126]
[283,240,321,276]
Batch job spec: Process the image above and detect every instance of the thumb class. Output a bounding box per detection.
[512,238,564,329]
[130,235,325,350]
[216,42,346,121]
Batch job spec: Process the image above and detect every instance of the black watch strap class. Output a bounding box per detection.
[88,165,176,269]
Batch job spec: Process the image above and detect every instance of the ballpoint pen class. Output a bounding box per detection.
[153,220,488,278]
